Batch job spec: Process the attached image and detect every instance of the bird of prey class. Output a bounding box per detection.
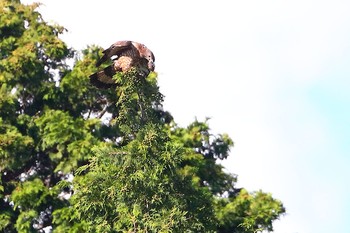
[89,40,155,89]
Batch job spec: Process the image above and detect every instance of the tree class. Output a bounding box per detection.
[0,1,285,232]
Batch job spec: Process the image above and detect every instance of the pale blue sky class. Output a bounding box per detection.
[22,0,350,232]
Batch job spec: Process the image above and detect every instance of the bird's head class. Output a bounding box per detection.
[133,42,155,71]
[145,49,155,71]
[142,47,155,62]
[142,47,155,71]
[148,61,155,71]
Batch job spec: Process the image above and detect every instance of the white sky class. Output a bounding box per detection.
[22,0,350,232]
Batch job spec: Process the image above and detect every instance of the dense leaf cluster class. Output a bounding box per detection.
[0,1,285,232]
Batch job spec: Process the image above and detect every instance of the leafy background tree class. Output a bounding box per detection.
[0,0,285,232]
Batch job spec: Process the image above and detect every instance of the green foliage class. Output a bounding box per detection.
[34,109,101,173]
[112,70,163,135]
[0,0,285,232]
[0,117,34,171]
[15,210,37,233]
[11,178,49,210]
[0,212,11,232]
[71,124,215,232]
[215,189,285,233]
[169,120,238,195]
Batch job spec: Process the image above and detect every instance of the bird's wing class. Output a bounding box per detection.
[96,40,132,67]
[89,65,117,89]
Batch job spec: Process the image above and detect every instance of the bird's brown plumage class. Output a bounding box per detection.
[90,41,155,89]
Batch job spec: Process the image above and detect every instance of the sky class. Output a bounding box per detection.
[22,0,350,232]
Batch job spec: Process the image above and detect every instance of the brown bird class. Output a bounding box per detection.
[90,40,155,89]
